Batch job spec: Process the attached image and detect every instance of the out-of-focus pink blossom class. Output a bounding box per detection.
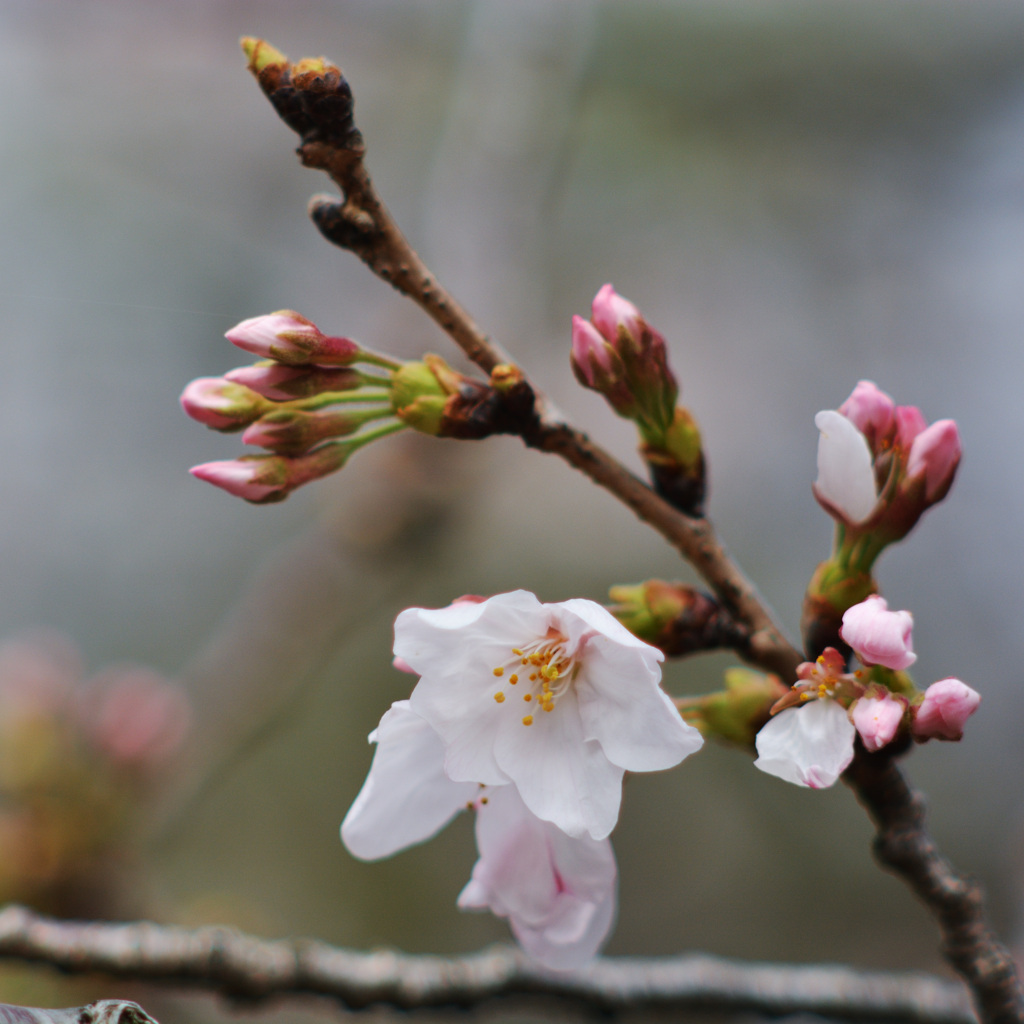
[840,595,917,671]
[851,694,905,752]
[590,283,644,348]
[906,419,962,503]
[894,405,928,449]
[179,378,267,431]
[78,669,191,769]
[226,311,360,366]
[913,678,980,741]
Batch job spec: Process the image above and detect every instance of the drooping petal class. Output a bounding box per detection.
[754,699,856,789]
[493,688,624,840]
[458,786,617,970]
[813,410,878,524]
[341,701,479,861]
[840,595,916,671]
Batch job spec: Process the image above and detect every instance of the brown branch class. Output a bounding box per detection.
[0,905,975,1023]
[243,40,803,683]
[845,752,1024,1024]
[0,1003,157,1024]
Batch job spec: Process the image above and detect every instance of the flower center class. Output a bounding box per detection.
[491,629,578,726]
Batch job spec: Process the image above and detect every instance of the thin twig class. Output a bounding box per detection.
[0,905,974,1023]
[0,1002,158,1024]
[845,754,1024,1024]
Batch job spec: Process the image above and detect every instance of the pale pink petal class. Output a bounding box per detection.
[895,405,928,449]
[913,678,980,741]
[341,701,479,860]
[754,700,856,789]
[813,410,878,524]
[458,786,616,970]
[493,688,623,840]
[851,695,905,752]
[840,595,916,670]
[189,459,282,502]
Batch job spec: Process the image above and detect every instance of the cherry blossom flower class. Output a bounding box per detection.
[341,701,616,969]
[754,698,856,789]
[840,595,916,670]
[913,678,981,741]
[397,590,703,840]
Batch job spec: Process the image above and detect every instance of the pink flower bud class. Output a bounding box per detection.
[180,377,267,431]
[225,311,360,366]
[241,407,365,455]
[838,381,895,452]
[913,678,980,741]
[225,363,363,401]
[839,595,916,670]
[906,419,961,503]
[570,316,617,388]
[590,283,644,347]
[894,405,928,449]
[852,694,905,752]
[190,444,350,504]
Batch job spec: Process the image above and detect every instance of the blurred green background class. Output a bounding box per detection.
[2,0,1024,1016]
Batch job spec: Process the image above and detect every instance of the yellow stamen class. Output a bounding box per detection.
[493,667,504,677]
[494,692,505,703]
[524,694,532,702]
[522,715,533,726]
[509,674,518,684]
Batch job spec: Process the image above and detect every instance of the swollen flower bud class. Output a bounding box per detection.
[839,595,916,671]
[838,380,896,451]
[571,285,678,441]
[180,378,270,432]
[242,405,388,455]
[389,360,448,435]
[190,443,350,504]
[226,311,360,366]
[912,678,980,741]
[905,419,962,504]
[851,693,906,752]
[225,362,364,401]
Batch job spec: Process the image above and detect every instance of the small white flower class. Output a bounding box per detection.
[754,699,855,789]
[397,590,703,840]
[341,701,617,969]
[813,409,878,525]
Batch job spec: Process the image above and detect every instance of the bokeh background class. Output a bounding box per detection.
[2,0,1024,1017]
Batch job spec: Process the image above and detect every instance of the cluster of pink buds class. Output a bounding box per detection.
[756,595,980,788]
[571,286,705,513]
[184,311,417,503]
[814,380,962,552]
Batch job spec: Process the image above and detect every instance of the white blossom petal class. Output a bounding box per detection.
[458,786,617,970]
[493,689,623,840]
[341,701,479,860]
[814,410,878,524]
[754,699,855,789]
[400,590,695,841]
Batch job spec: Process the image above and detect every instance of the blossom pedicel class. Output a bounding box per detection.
[396,590,703,840]
[341,701,616,969]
